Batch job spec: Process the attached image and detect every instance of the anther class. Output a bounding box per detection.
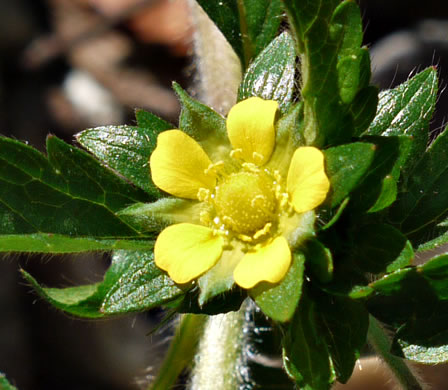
[252,152,264,165]
[238,234,253,242]
[197,188,210,202]
[204,161,224,176]
[200,210,211,225]
[242,162,259,174]
[230,149,243,160]
[253,223,272,240]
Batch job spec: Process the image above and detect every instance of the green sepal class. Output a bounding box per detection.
[22,250,184,318]
[303,239,333,283]
[196,0,284,68]
[317,294,369,383]
[351,223,414,274]
[250,251,305,322]
[173,82,228,146]
[77,120,171,197]
[197,248,243,305]
[0,136,146,239]
[117,198,202,233]
[238,31,296,113]
[283,291,335,390]
[324,142,376,208]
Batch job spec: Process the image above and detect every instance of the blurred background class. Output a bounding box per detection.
[1,0,448,389]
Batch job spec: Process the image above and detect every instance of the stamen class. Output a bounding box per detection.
[253,223,272,240]
[230,149,243,160]
[238,233,253,242]
[242,162,259,174]
[252,152,264,165]
[200,210,211,225]
[204,160,224,176]
[197,187,210,202]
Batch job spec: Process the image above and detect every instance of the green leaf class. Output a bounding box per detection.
[303,239,333,283]
[0,234,153,253]
[366,67,438,171]
[196,0,284,68]
[351,224,414,274]
[387,254,448,363]
[101,251,184,314]
[350,86,379,136]
[0,373,18,390]
[0,136,147,240]
[318,295,369,383]
[238,32,296,113]
[283,292,334,390]
[77,119,171,197]
[419,254,448,299]
[391,126,448,242]
[22,250,184,317]
[392,310,448,364]
[367,254,448,327]
[417,228,448,252]
[251,252,305,322]
[349,136,402,212]
[324,142,376,208]
[283,0,368,146]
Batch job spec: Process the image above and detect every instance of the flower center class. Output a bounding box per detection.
[213,171,276,235]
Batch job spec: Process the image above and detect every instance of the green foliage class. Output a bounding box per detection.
[0,136,150,253]
[2,0,448,388]
[365,254,448,365]
[251,252,305,322]
[282,0,376,146]
[77,117,171,197]
[22,250,184,318]
[0,374,18,390]
[317,295,369,384]
[391,125,448,244]
[324,142,376,208]
[238,32,296,113]
[196,0,284,68]
[283,292,335,390]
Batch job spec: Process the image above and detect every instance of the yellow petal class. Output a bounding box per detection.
[233,236,291,289]
[287,147,330,214]
[154,223,224,284]
[150,130,216,199]
[226,97,278,165]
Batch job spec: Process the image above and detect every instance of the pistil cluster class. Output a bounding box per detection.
[198,151,292,246]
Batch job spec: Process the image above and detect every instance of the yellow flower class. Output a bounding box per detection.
[149,97,330,290]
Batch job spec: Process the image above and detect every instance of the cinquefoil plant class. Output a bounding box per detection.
[1,1,446,389]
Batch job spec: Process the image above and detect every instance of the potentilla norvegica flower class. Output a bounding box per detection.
[149,97,330,289]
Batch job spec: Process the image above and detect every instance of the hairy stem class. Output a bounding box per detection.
[148,314,206,390]
[188,302,248,390]
[368,315,426,390]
